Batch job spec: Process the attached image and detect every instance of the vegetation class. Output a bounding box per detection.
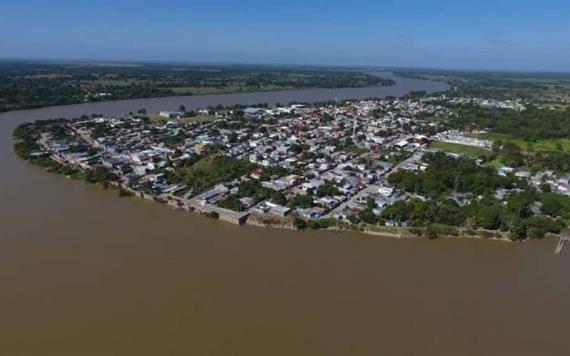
[217,195,244,211]
[431,141,490,159]
[451,105,570,141]
[118,187,134,198]
[85,166,117,184]
[0,60,394,112]
[316,181,340,197]
[388,152,518,198]
[13,121,120,185]
[540,193,570,220]
[396,69,570,108]
[379,152,569,240]
[288,194,313,208]
[259,166,291,181]
[374,191,565,240]
[183,154,253,193]
[13,120,67,158]
[235,180,272,202]
[478,133,570,153]
[204,211,220,219]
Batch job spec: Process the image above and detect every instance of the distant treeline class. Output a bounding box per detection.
[0,61,394,112]
[395,69,570,104]
[451,105,570,141]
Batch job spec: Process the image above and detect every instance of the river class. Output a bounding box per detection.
[0,74,569,356]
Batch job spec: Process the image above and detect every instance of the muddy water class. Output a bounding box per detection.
[1,75,569,355]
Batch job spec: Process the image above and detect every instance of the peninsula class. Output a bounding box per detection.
[14,91,570,241]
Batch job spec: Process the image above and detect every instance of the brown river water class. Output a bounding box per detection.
[1,75,569,355]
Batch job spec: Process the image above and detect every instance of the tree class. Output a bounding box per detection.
[473,204,502,230]
[205,211,219,219]
[541,194,564,217]
[294,217,307,230]
[288,194,313,208]
[500,142,524,167]
[359,209,378,224]
[290,144,303,155]
[316,182,339,197]
[271,191,287,206]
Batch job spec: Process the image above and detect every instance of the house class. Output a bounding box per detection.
[199,188,227,205]
[498,166,515,176]
[302,179,325,192]
[377,186,394,197]
[265,201,291,217]
[239,197,255,209]
[448,193,471,207]
[395,140,409,148]
[159,111,183,119]
[244,108,265,118]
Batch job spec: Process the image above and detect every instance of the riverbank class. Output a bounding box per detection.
[0,63,396,113]
[0,72,448,122]
[0,78,398,115]
[16,153,531,243]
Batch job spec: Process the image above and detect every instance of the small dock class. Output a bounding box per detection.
[555,236,570,255]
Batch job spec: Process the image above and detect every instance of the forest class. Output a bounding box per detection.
[450,105,570,141]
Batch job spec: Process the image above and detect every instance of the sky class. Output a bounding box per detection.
[1,0,570,71]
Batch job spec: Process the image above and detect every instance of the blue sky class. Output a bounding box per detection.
[1,0,570,71]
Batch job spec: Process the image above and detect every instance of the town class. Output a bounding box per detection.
[14,94,570,241]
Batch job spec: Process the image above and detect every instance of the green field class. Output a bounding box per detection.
[476,133,570,152]
[148,114,168,122]
[169,83,291,95]
[149,114,217,123]
[483,157,504,169]
[431,141,491,159]
[93,78,148,86]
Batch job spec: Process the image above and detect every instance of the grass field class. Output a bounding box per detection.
[185,155,252,193]
[476,133,570,152]
[483,157,504,169]
[92,78,149,86]
[180,114,218,123]
[431,141,506,168]
[431,141,491,158]
[149,114,217,123]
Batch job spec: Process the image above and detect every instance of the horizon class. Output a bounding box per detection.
[2,57,570,75]
[2,0,570,72]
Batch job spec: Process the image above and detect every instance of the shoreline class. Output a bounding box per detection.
[0,81,391,115]
[26,161,529,243]
[0,74,397,116]
[6,72,476,243]
[0,72,447,121]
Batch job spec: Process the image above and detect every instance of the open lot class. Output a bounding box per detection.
[476,133,570,152]
[431,141,490,158]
